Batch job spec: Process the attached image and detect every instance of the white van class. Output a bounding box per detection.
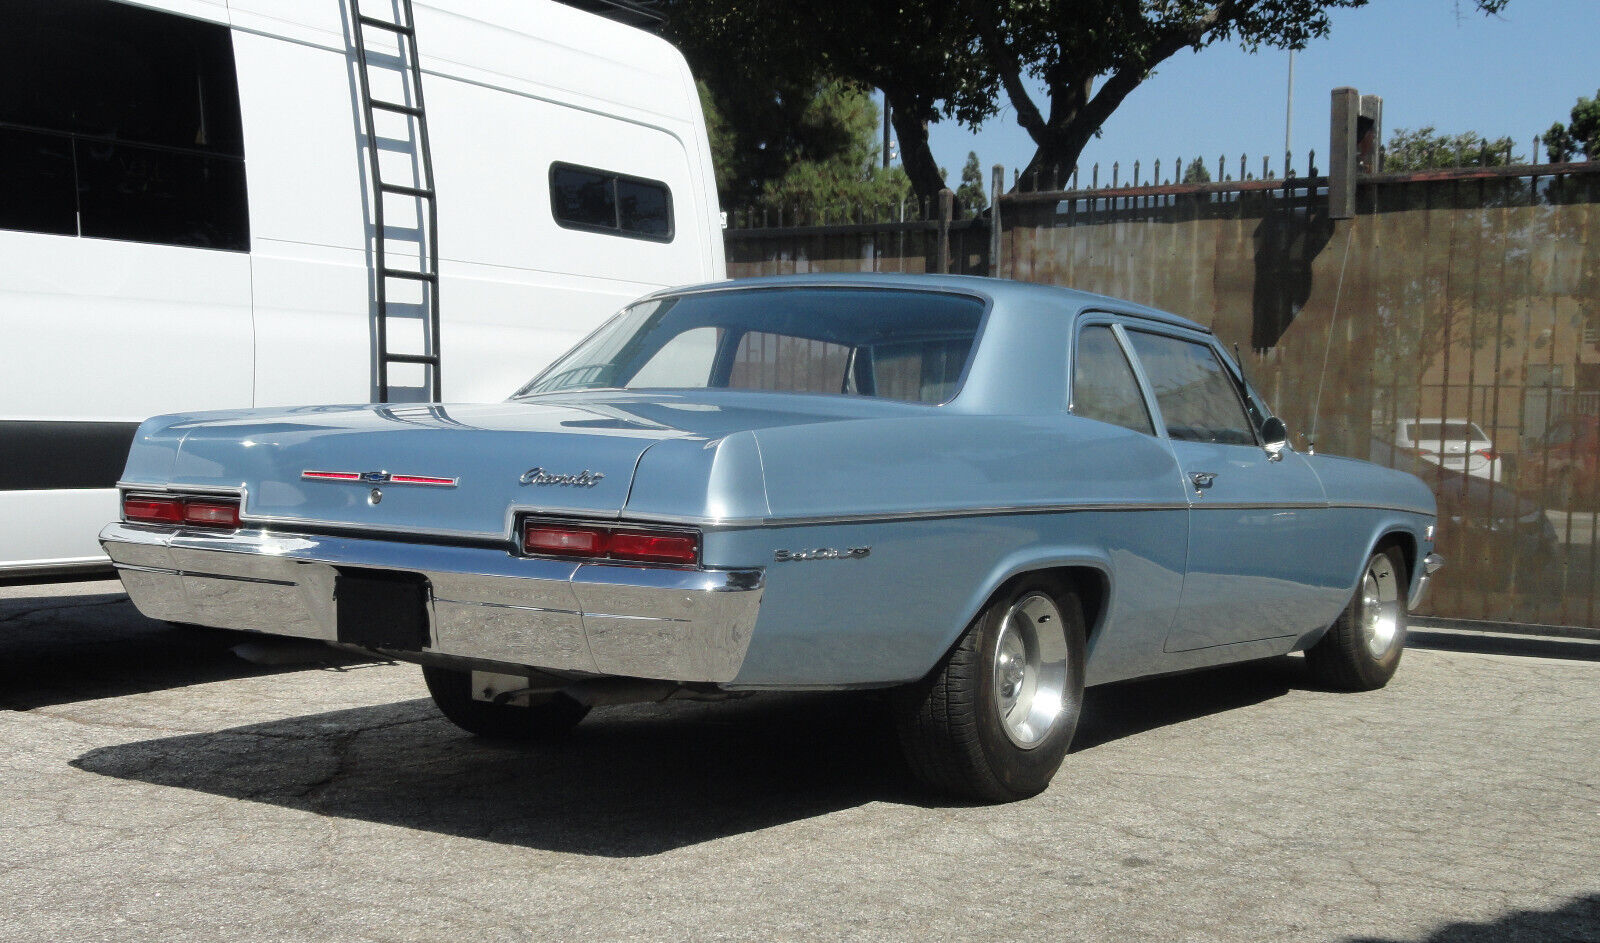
[0,0,725,577]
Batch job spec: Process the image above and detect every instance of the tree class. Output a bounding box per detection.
[1182,158,1212,184]
[955,152,988,213]
[665,0,1511,203]
[1542,89,1600,163]
[1383,127,1520,171]
[696,78,908,212]
[753,81,912,215]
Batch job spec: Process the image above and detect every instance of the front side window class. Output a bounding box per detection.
[1071,325,1154,435]
[1126,331,1257,445]
[0,0,249,250]
[518,288,985,405]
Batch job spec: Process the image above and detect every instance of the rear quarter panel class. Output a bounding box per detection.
[708,414,1192,688]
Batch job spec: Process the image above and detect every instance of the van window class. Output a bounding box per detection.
[550,162,674,241]
[0,0,249,251]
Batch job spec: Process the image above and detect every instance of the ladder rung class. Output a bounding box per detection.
[384,353,440,365]
[370,100,425,118]
[381,268,437,282]
[379,183,435,199]
[358,15,414,35]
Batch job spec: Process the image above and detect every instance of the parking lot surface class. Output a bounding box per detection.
[2,580,1598,943]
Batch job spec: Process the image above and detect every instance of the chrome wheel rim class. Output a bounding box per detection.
[992,592,1071,749]
[1360,554,1403,659]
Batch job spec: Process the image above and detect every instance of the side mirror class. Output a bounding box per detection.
[1261,416,1288,458]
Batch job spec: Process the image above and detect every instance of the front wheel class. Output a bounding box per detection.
[421,666,590,740]
[1305,546,1407,691]
[894,579,1086,803]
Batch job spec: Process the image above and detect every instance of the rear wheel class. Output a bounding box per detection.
[894,579,1085,803]
[1306,546,1407,691]
[421,666,590,740]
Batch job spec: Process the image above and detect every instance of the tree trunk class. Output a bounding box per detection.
[890,105,949,213]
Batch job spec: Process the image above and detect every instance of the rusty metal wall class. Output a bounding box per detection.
[1000,164,1600,628]
[717,165,1600,627]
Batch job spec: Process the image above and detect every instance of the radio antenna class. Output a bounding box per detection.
[1309,220,1358,455]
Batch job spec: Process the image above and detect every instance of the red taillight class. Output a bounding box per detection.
[1475,448,1497,461]
[524,524,607,557]
[521,520,699,566]
[123,496,185,524]
[608,530,699,565]
[123,494,241,529]
[184,500,242,528]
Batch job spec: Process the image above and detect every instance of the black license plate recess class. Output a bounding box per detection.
[335,568,431,650]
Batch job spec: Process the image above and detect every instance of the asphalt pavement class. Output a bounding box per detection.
[2,580,1597,943]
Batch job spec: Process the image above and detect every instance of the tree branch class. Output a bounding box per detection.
[969,5,1048,144]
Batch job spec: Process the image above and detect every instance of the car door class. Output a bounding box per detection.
[1064,321,1191,679]
[1121,328,1330,652]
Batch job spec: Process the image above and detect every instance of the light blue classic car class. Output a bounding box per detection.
[101,274,1440,802]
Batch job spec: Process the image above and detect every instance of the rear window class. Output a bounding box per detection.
[519,287,985,405]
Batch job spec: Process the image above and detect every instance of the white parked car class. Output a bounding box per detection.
[1395,419,1502,482]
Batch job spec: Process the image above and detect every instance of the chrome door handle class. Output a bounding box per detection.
[1191,472,1217,492]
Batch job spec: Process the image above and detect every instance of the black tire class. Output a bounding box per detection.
[421,665,590,740]
[1305,546,1408,691]
[894,578,1086,803]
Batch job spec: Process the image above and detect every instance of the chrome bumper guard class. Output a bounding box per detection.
[100,523,764,684]
[1409,552,1445,611]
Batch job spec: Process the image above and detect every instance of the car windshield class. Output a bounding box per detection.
[1410,421,1486,441]
[516,287,986,405]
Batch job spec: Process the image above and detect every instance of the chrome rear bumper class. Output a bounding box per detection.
[99,523,764,683]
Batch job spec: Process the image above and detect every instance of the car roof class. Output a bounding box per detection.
[651,273,1211,334]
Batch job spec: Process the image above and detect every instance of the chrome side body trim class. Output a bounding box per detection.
[1409,552,1445,610]
[611,499,1434,531]
[99,523,764,684]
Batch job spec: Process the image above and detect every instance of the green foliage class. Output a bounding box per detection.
[666,0,1512,199]
[1383,127,1520,172]
[1182,158,1212,184]
[955,152,988,213]
[695,76,908,211]
[1542,89,1600,163]
[752,82,912,215]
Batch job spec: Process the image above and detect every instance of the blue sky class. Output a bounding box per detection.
[921,0,1599,186]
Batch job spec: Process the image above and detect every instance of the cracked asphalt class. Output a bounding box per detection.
[2,580,1598,943]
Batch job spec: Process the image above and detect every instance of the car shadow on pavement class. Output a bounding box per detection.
[1343,892,1600,942]
[71,658,1310,856]
[73,691,919,856]
[0,588,365,711]
[1407,629,1600,663]
[1072,655,1304,753]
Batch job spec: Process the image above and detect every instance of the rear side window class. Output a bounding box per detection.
[1126,331,1256,445]
[550,163,674,241]
[0,0,249,251]
[1071,325,1154,435]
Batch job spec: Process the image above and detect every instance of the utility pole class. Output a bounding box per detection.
[882,94,892,169]
[1285,51,1296,165]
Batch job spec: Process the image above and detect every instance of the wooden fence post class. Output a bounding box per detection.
[937,188,953,274]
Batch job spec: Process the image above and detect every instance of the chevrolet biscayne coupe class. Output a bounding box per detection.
[101,275,1441,802]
